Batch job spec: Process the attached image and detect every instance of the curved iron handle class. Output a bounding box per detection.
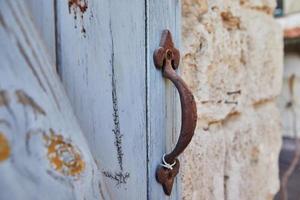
[154,30,197,195]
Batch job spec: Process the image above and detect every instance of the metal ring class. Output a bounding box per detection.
[160,154,176,170]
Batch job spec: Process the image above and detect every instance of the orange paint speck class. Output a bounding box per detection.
[0,133,10,162]
[44,130,85,176]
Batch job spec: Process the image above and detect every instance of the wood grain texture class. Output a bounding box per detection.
[56,0,147,199]
[0,1,109,199]
[147,0,181,199]
[26,0,56,66]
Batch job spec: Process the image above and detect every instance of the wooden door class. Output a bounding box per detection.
[0,0,181,199]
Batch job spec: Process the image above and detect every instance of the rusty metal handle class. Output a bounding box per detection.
[153,30,197,196]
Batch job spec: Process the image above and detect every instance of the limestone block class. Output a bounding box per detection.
[240,9,283,105]
[181,1,282,199]
[181,123,225,200]
[223,102,281,200]
[182,0,283,124]
[181,102,281,200]
[182,0,208,19]
[182,0,248,124]
[239,0,277,14]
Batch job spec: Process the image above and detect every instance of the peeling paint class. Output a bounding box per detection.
[0,90,16,121]
[0,133,10,162]
[0,90,9,107]
[16,90,46,116]
[44,129,85,176]
[0,119,11,128]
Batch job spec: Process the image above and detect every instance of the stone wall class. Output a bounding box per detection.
[181,0,283,199]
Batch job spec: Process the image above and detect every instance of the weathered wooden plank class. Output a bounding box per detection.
[147,0,181,199]
[26,0,56,66]
[0,1,109,199]
[56,0,147,199]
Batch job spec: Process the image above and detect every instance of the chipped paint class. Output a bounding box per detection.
[0,119,11,128]
[0,133,10,162]
[68,0,88,36]
[44,129,85,176]
[0,90,9,107]
[16,90,46,116]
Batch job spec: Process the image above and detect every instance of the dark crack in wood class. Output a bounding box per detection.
[109,17,124,172]
[103,171,130,186]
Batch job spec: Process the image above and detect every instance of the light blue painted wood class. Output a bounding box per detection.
[57,0,181,198]
[0,1,109,199]
[1,0,182,199]
[56,0,147,199]
[147,0,181,199]
[27,0,56,66]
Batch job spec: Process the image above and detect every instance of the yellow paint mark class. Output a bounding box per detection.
[0,133,10,162]
[44,130,85,176]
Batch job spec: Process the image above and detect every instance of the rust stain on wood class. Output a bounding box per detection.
[0,133,10,162]
[68,0,88,36]
[44,129,85,176]
[16,90,46,116]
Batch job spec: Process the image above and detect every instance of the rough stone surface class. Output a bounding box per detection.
[223,102,281,200]
[181,122,225,200]
[182,0,283,125]
[181,0,283,199]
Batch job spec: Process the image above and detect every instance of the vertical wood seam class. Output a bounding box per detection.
[54,0,60,75]
[145,0,150,199]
